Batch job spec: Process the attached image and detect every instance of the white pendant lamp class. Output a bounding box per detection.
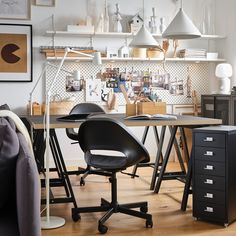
[129,0,162,50]
[162,0,201,39]
[129,25,162,49]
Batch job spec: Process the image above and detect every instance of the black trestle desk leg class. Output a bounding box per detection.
[154,126,178,193]
[179,127,190,163]
[153,126,164,163]
[49,129,78,208]
[49,129,70,198]
[150,126,166,190]
[181,151,192,211]
[169,126,186,174]
[131,126,150,178]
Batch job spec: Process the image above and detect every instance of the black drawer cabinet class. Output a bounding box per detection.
[193,126,236,226]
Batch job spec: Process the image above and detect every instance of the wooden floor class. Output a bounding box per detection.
[41,163,236,236]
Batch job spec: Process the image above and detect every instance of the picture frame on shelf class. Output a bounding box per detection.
[0,0,30,20]
[35,0,55,7]
[0,24,32,82]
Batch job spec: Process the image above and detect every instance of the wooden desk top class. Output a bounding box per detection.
[25,113,222,130]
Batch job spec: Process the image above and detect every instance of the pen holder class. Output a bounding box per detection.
[126,103,137,116]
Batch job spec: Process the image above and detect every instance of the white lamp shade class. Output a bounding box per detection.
[215,63,233,78]
[92,52,102,65]
[129,25,162,50]
[73,70,80,80]
[162,8,201,39]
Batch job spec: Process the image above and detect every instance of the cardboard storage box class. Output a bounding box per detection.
[137,102,166,115]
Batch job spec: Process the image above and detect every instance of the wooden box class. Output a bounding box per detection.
[42,101,74,115]
[27,103,42,115]
[126,104,137,116]
[137,102,166,115]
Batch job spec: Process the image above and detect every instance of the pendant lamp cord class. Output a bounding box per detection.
[142,0,144,22]
[181,0,183,9]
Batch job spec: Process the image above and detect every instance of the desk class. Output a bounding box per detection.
[26,114,221,207]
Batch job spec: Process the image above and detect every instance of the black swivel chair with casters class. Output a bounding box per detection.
[72,118,153,234]
[66,103,108,185]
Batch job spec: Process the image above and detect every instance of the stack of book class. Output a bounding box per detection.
[178,48,206,58]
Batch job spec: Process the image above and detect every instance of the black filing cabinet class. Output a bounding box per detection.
[193,126,236,226]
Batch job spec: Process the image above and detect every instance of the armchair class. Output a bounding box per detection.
[0,116,41,236]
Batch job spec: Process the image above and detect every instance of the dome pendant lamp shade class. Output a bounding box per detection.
[162,8,201,39]
[129,25,162,50]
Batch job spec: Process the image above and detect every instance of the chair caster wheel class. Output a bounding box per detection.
[98,223,108,234]
[80,178,85,186]
[146,219,153,228]
[72,212,81,222]
[140,206,148,213]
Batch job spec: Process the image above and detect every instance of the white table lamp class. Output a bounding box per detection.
[215,63,233,94]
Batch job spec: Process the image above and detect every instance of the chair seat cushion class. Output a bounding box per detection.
[85,153,127,170]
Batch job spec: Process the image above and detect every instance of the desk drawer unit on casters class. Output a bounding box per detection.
[192,126,236,227]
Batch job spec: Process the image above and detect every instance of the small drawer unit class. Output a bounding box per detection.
[193,125,236,226]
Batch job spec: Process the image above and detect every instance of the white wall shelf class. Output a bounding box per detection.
[46,56,225,63]
[45,30,226,40]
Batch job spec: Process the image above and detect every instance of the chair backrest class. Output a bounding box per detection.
[78,118,150,169]
[69,103,105,115]
[66,103,105,141]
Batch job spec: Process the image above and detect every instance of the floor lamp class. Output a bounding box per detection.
[41,48,102,229]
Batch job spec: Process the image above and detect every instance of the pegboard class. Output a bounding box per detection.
[45,61,210,106]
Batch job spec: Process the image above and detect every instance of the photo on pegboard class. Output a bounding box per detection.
[85,78,101,102]
[66,75,83,92]
[169,78,184,95]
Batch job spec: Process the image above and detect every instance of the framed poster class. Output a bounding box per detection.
[35,0,55,6]
[0,24,32,82]
[0,0,30,20]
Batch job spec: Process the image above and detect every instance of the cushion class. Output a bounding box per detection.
[0,103,10,111]
[0,117,19,209]
[16,133,41,236]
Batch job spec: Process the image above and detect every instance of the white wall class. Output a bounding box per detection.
[215,0,236,87]
[0,0,206,114]
[0,0,225,165]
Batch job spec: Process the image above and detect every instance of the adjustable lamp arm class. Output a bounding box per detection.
[29,60,72,115]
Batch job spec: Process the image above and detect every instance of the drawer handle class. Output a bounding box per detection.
[204,165,214,170]
[204,207,214,213]
[203,137,214,142]
[204,179,213,184]
[204,151,213,156]
[204,193,214,199]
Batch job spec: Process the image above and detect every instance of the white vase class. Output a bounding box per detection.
[104,0,109,32]
[201,0,215,35]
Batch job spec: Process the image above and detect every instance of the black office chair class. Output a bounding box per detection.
[72,118,153,234]
[66,103,108,185]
